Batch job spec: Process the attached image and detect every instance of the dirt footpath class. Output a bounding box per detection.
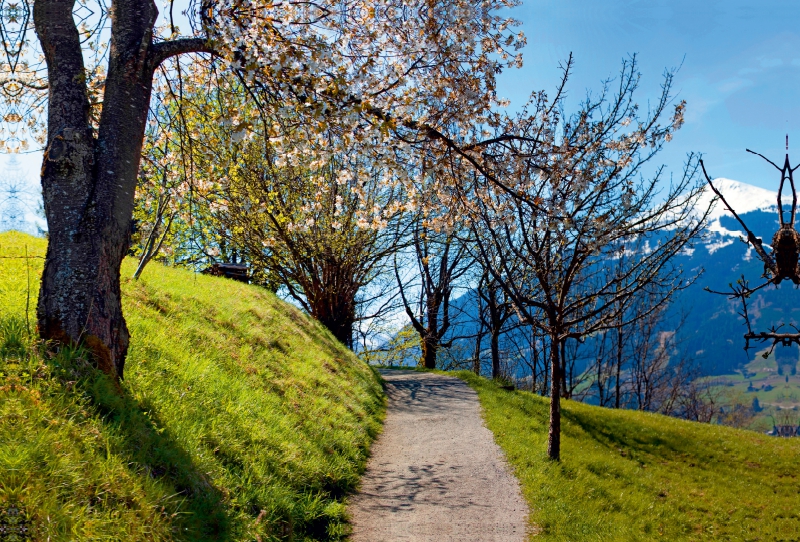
[348,370,530,541]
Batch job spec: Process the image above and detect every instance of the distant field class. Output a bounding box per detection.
[0,231,384,541]
[707,347,800,431]
[457,371,800,541]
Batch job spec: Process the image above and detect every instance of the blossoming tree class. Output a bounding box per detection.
[1,0,523,378]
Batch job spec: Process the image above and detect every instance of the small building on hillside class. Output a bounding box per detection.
[202,263,249,283]
[767,425,799,437]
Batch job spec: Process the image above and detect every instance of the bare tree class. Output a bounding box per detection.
[395,219,472,369]
[676,380,719,423]
[513,319,551,396]
[471,285,487,375]
[132,169,177,280]
[458,58,709,460]
[475,269,516,379]
[575,290,719,423]
[581,327,619,407]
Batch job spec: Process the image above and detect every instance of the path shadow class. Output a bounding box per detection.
[354,458,495,515]
[357,371,495,515]
[380,371,474,416]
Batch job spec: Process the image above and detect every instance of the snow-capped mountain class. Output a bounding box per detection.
[674,178,800,374]
[697,178,789,255]
[448,178,800,377]
[699,177,788,223]
[698,177,793,240]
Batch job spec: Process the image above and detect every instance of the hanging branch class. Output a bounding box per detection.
[700,159,776,274]
[745,324,800,358]
[702,147,800,354]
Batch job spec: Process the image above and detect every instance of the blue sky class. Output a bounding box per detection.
[4,0,800,230]
[497,0,800,190]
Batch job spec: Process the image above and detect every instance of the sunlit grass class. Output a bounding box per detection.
[0,231,384,541]
[456,371,800,541]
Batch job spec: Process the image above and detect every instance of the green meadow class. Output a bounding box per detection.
[456,371,800,541]
[4,229,800,541]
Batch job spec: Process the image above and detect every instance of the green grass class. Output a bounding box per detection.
[0,231,384,541]
[455,371,800,541]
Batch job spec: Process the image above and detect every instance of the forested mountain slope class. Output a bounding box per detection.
[0,231,383,541]
[436,179,800,379]
[674,178,800,375]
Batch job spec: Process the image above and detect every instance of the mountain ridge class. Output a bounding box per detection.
[433,178,800,378]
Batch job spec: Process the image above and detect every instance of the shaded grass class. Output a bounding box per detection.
[455,371,800,541]
[0,231,384,541]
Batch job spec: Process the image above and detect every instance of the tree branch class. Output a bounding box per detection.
[700,159,777,274]
[149,37,215,69]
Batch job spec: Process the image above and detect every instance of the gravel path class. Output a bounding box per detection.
[348,370,530,541]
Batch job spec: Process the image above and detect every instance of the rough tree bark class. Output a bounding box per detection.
[547,330,562,461]
[34,0,209,378]
[309,284,357,348]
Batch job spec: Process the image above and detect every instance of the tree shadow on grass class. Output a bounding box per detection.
[64,362,233,541]
[561,406,714,467]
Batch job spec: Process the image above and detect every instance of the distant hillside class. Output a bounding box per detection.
[675,178,800,375]
[0,231,384,541]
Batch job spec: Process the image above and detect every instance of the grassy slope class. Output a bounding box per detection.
[0,231,384,541]
[456,371,800,542]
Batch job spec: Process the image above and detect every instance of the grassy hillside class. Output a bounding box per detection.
[0,231,384,541]
[456,371,800,541]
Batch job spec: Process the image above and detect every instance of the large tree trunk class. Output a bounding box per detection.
[547,334,562,461]
[314,299,356,349]
[34,0,188,379]
[305,267,358,348]
[421,334,437,369]
[490,327,500,379]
